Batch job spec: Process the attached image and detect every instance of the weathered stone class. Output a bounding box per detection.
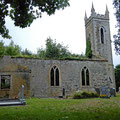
[0,5,116,98]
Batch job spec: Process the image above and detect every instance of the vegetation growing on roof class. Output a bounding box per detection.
[0,37,90,60]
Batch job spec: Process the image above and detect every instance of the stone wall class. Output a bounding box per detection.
[0,56,115,98]
[0,56,31,99]
[0,57,115,97]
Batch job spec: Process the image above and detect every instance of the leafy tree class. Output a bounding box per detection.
[0,40,5,56]
[115,64,120,92]
[113,0,120,55]
[45,37,60,58]
[0,0,69,39]
[5,40,21,56]
[37,37,71,58]
[85,38,92,58]
[57,43,71,57]
[37,47,46,58]
[22,48,32,56]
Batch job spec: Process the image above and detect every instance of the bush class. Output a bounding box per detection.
[73,92,82,99]
[73,91,99,99]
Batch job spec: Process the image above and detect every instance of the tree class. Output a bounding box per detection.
[0,0,69,39]
[45,37,60,58]
[37,37,70,58]
[113,0,120,55]
[37,47,46,58]
[0,40,5,56]
[22,48,32,56]
[115,64,120,92]
[5,40,21,56]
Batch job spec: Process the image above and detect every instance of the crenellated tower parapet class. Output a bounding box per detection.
[85,4,109,26]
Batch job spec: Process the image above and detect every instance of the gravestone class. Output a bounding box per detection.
[100,86,110,98]
[63,88,65,97]
[20,85,26,104]
[119,87,120,93]
[95,88,100,95]
[110,88,116,97]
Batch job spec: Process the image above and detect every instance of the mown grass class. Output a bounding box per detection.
[0,96,120,120]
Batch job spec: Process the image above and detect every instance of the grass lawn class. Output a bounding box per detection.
[0,95,120,120]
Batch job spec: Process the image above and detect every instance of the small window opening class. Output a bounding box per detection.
[1,75,11,89]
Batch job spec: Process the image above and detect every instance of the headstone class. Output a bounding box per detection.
[76,90,81,93]
[63,88,65,97]
[100,86,110,98]
[95,88,100,95]
[20,85,26,104]
[21,85,24,100]
[119,87,120,93]
[110,88,116,97]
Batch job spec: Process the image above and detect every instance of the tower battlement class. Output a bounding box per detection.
[85,3,109,26]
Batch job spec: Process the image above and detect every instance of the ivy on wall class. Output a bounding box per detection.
[85,38,92,58]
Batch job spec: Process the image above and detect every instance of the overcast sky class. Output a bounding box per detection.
[1,0,120,66]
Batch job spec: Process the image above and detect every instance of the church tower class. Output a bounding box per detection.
[84,4,115,88]
[84,4,113,64]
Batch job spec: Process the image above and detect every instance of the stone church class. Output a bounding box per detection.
[0,5,115,98]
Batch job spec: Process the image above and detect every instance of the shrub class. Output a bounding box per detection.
[73,91,99,99]
[73,92,82,99]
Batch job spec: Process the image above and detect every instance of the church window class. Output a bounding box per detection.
[82,69,85,85]
[56,68,59,86]
[0,75,11,90]
[100,27,104,44]
[50,68,54,86]
[50,66,60,86]
[86,69,89,85]
[81,67,90,86]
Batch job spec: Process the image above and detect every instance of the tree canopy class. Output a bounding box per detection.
[0,0,69,39]
[115,64,120,91]
[37,37,71,58]
[0,38,86,59]
[113,0,120,55]
[0,40,21,56]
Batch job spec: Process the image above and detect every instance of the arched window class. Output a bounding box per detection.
[86,69,89,85]
[50,66,60,86]
[56,68,59,86]
[82,69,85,86]
[50,68,54,86]
[81,67,90,86]
[100,27,105,44]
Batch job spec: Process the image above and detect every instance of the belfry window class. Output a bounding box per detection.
[81,67,90,86]
[100,28,104,44]
[50,66,60,86]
